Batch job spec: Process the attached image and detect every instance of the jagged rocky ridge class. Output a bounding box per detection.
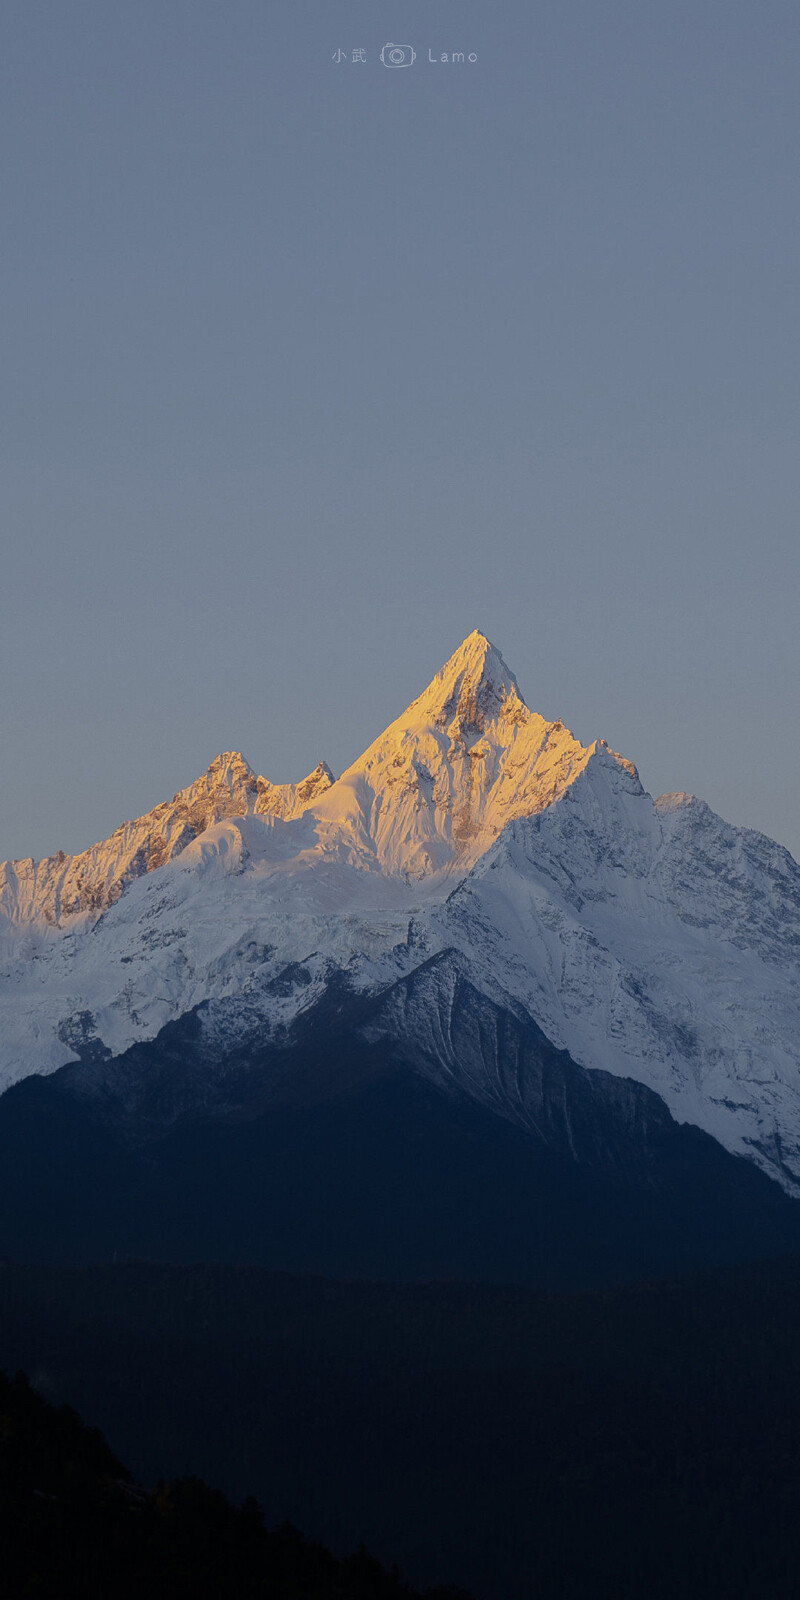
[0,753,334,925]
[1,630,800,1198]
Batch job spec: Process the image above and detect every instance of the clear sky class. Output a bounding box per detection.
[2,0,798,863]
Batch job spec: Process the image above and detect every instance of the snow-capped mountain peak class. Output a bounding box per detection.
[2,632,800,1205]
[307,631,603,879]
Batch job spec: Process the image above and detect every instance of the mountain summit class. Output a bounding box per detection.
[1,632,800,1214]
[309,630,609,878]
[406,628,524,723]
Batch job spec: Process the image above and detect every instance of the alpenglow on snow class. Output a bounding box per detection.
[1,630,800,1191]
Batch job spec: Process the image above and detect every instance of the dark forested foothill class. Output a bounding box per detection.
[0,1370,469,1600]
[3,1260,800,1597]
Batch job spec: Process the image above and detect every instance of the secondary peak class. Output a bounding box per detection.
[204,751,257,783]
[293,761,336,806]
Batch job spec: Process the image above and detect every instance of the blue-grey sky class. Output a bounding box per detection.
[2,0,799,862]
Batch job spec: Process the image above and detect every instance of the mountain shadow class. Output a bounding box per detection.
[1,957,799,1285]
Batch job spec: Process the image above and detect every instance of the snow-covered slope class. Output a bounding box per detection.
[1,631,799,1193]
[0,751,333,931]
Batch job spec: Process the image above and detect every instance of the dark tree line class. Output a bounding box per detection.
[0,1369,470,1600]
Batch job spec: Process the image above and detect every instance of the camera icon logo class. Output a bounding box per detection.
[380,43,416,68]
